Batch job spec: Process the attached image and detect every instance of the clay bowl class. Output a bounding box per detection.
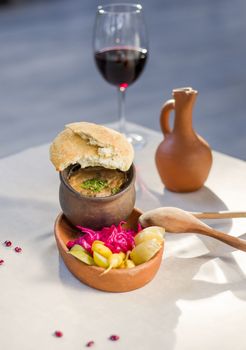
[59,164,136,229]
[54,208,164,293]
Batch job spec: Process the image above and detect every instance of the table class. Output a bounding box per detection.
[0,124,245,350]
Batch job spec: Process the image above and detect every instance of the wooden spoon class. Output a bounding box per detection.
[139,207,246,252]
[191,210,246,219]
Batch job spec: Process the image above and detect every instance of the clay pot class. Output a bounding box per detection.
[59,164,136,229]
[155,87,212,192]
[54,208,164,292]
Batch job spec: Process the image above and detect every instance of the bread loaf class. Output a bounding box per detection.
[49,122,134,172]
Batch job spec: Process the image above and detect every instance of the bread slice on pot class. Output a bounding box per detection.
[49,122,134,172]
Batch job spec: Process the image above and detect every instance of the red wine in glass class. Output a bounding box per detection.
[93,3,148,147]
[94,46,148,88]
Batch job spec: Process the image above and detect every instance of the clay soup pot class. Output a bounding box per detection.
[59,164,136,229]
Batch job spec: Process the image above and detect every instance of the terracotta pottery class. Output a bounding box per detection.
[59,164,136,229]
[54,208,164,293]
[155,87,212,192]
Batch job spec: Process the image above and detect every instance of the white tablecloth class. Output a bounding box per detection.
[0,124,245,350]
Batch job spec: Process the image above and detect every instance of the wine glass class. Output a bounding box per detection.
[93,3,148,147]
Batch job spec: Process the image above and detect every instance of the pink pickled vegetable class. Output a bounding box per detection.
[66,222,142,254]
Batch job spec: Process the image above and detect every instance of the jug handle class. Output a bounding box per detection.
[160,99,175,136]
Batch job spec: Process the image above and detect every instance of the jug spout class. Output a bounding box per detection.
[172,86,197,94]
[173,87,198,134]
[173,87,198,107]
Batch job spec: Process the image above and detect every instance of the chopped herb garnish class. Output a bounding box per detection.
[111,187,120,195]
[81,178,108,193]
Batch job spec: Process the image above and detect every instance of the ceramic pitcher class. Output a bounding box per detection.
[155,87,212,192]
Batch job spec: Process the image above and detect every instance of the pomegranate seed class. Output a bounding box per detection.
[4,240,12,247]
[109,334,120,341]
[0,259,4,265]
[86,340,95,347]
[54,330,63,338]
[14,247,22,253]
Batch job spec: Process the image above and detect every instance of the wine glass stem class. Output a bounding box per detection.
[118,86,127,134]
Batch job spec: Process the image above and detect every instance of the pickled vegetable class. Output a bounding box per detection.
[101,252,125,275]
[134,226,165,246]
[130,240,161,265]
[76,222,136,254]
[67,224,164,271]
[125,259,135,268]
[68,244,94,265]
[93,251,109,268]
[92,240,112,258]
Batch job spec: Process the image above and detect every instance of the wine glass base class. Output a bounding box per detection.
[125,132,147,149]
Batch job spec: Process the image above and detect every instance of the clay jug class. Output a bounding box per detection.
[155,87,212,192]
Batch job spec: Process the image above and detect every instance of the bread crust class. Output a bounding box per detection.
[49,122,134,172]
